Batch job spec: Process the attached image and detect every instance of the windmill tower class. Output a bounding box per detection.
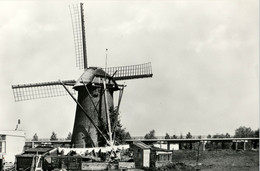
[11,3,153,148]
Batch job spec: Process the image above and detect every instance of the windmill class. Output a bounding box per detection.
[11,3,153,148]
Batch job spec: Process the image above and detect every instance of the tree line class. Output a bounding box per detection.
[33,129,131,142]
[144,126,259,139]
[32,126,258,141]
[32,131,68,141]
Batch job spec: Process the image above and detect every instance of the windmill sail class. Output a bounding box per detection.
[104,62,153,80]
[69,3,87,69]
[12,80,76,102]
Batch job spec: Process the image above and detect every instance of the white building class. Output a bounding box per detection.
[0,130,26,165]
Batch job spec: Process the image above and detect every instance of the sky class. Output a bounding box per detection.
[0,0,259,139]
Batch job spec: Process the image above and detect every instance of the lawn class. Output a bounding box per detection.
[171,149,259,170]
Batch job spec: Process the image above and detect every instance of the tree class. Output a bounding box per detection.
[254,129,259,138]
[114,126,131,144]
[213,134,225,138]
[255,128,259,138]
[66,132,72,140]
[225,133,230,138]
[234,126,254,138]
[95,106,131,145]
[111,107,131,144]
[186,132,192,139]
[32,133,38,141]
[180,133,183,139]
[207,134,211,138]
[125,132,131,139]
[50,132,58,140]
[165,133,170,139]
[144,130,156,139]
[172,134,177,139]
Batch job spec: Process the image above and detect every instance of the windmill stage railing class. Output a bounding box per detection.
[12,80,76,102]
[105,62,153,80]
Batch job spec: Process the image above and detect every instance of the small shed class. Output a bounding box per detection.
[130,142,151,168]
[15,146,55,171]
[150,146,172,168]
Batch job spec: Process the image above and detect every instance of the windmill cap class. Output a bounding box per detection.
[73,67,114,89]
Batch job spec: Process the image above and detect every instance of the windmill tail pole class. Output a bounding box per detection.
[59,80,111,146]
[112,86,124,140]
[103,79,113,145]
[116,86,124,115]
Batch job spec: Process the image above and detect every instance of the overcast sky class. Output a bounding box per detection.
[0,0,258,139]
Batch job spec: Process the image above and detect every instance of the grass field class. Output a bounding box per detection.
[171,149,259,170]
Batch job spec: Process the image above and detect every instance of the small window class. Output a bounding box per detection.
[0,141,6,153]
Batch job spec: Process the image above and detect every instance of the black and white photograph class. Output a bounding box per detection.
[0,0,259,170]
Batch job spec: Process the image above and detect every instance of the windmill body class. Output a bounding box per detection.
[11,3,153,148]
[72,67,118,147]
